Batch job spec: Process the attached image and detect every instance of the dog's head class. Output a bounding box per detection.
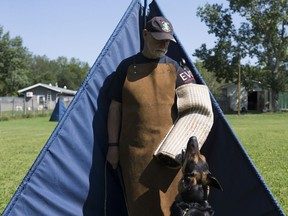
[178,136,223,203]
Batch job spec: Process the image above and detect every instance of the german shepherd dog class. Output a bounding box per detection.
[171,136,223,216]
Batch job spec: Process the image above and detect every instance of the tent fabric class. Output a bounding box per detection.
[49,97,67,121]
[2,0,285,216]
[3,0,141,215]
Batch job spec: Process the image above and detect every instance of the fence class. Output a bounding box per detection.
[0,97,73,118]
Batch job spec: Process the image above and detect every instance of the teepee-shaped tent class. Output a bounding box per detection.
[49,97,67,122]
[2,1,285,215]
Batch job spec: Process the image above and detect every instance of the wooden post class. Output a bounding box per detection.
[12,98,15,117]
[237,60,241,116]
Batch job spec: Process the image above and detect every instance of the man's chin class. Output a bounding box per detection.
[154,51,167,58]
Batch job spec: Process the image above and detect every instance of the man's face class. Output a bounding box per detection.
[143,31,170,59]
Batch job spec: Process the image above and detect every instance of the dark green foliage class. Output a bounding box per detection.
[194,0,288,111]
[0,26,90,96]
[0,27,32,95]
[194,60,225,98]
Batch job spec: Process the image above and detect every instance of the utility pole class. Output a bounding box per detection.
[237,59,241,116]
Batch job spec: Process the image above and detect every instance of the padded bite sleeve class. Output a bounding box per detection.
[154,83,214,168]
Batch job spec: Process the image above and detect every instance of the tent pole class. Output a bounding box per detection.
[143,0,148,27]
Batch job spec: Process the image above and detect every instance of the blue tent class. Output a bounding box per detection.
[49,97,67,122]
[2,0,285,215]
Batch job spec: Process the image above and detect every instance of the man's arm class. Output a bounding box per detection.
[107,100,122,169]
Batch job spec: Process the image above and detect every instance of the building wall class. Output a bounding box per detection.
[217,83,268,113]
[227,85,248,112]
[279,93,288,110]
[24,86,56,109]
[23,86,74,110]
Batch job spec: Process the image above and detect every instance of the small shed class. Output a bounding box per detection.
[217,82,268,113]
[18,83,76,110]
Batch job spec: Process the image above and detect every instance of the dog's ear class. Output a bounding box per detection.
[207,174,223,191]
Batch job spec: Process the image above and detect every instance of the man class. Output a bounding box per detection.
[107,16,213,216]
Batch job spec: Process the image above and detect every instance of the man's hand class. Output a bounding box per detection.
[107,146,119,169]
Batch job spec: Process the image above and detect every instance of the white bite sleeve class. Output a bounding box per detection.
[154,83,214,168]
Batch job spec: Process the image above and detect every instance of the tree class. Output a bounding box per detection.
[30,55,58,85]
[29,55,90,90]
[194,0,288,111]
[194,60,225,99]
[0,26,90,95]
[0,26,32,96]
[54,56,89,90]
[66,57,90,89]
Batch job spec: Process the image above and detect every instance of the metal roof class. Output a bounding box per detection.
[18,83,77,95]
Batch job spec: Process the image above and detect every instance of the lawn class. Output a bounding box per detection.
[0,114,287,214]
[0,117,57,213]
[226,112,288,214]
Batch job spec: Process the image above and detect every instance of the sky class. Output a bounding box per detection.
[0,0,229,66]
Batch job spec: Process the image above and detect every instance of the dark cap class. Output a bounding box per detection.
[145,16,176,42]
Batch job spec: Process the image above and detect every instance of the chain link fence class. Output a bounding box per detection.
[0,97,73,119]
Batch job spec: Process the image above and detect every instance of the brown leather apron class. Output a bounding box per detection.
[119,61,181,216]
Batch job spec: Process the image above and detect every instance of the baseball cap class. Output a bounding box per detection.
[145,16,176,42]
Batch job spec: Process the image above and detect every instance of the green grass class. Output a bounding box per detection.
[226,112,288,214]
[0,117,57,212]
[0,114,287,214]
[0,110,52,121]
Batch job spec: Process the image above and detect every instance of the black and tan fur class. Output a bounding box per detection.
[171,136,223,216]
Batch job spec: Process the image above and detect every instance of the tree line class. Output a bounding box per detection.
[0,26,90,96]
